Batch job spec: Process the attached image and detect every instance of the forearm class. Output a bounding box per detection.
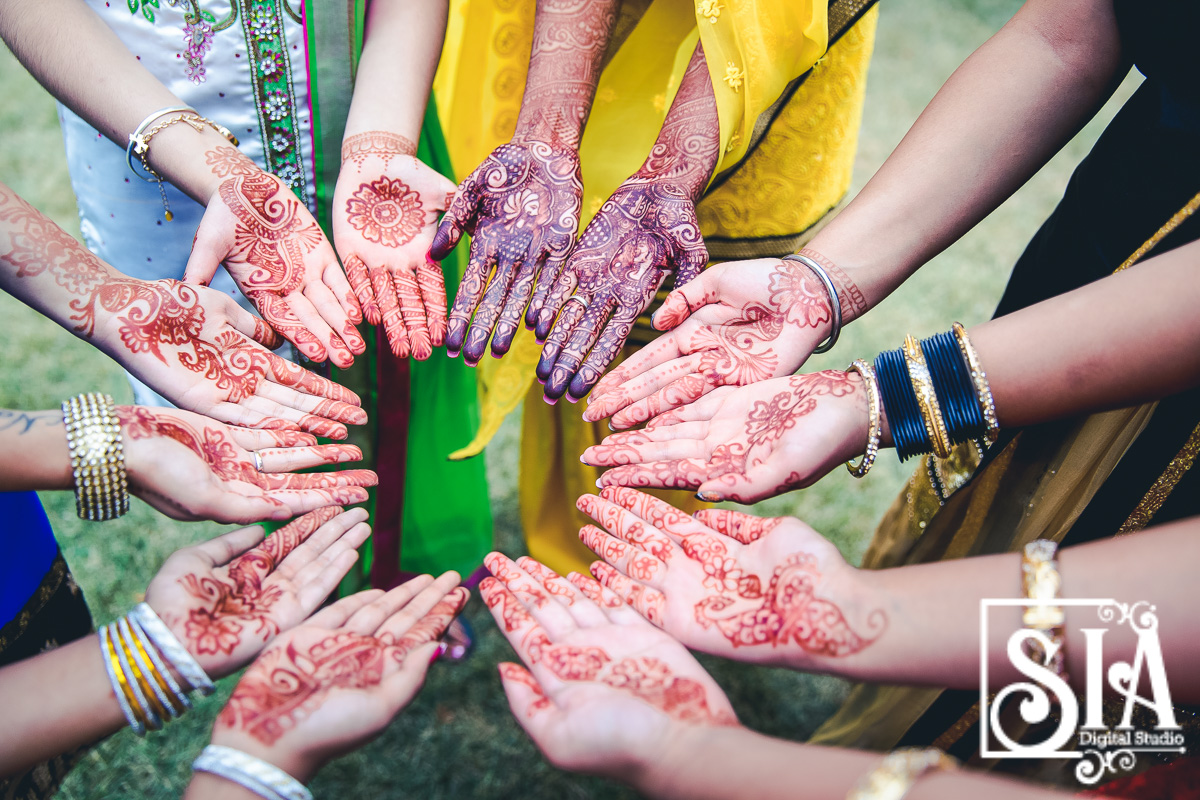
[510,0,620,148]
[807,0,1123,319]
[0,635,126,777]
[645,725,1066,800]
[855,517,1200,699]
[343,0,450,144]
[0,0,227,202]
[0,410,72,491]
[184,773,270,800]
[633,43,720,198]
[970,238,1200,428]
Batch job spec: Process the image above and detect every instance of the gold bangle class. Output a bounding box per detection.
[124,619,186,717]
[846,747,957,800]
[1021,539,1067,681]
[102,623,149,732]
[950,322,999,445]
[902,335,952,459]
[116,619,173,722]
[62,393,128,521]
[845,359,882,478]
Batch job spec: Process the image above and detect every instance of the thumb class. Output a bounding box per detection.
[429,177,477,260]
[653,265,718,331]
[697,460,792,505]
[498,662,553,725]
[184,203,230,286]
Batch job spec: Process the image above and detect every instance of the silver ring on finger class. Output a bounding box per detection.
[563,295,589,313]
[252,450,264,472]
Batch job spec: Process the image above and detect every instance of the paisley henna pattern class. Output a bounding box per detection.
[218,589,467,745]
[535,44,719,401]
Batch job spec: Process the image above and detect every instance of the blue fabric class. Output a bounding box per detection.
[0,492,58,627]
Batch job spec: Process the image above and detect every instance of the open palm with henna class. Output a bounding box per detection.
[333,132,457,360]
[576,487,886,671]
[584,252,867,429]
[119,405,377,523]
[144,507,374,678]
[429,140,583,364]
[584,370,871,503]
[186,146,365,368]
[535,179,708,402]
[480,551,737,781]
[209,574,468,782]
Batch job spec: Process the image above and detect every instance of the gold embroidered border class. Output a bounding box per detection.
[1117,420,1200,535]
[0,555,68,655]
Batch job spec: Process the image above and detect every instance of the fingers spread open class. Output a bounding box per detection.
[343,574,436,636]
[253,292,328,364]
[542,300,608,401]
[579,525,667,585]
[463,256,521,364]
[446,245,493,355]
[480,576,552,665]
[484,553,577,639]
[371,265,411,358]
[513,556,609,628]
[567,307,638,401]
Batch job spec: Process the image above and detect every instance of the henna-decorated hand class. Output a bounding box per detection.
[144,507,374,679]
[209,574,468,782]
[185,146,365,368]
[584,252,868,428]
[78,277,366,437]
[119,405,376,523]
[429,140,583,364]
[575,488,886,671]
[534,179,708,402]
[584,370,871,503]
[480,551,737,783]
[333,132,457,360]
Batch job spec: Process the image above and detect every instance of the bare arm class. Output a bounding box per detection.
[808,0,1125,314]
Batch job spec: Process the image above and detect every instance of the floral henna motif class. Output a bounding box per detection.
[692,509,784,545]
[181,572,283,656]
[543,645,611,681]
[481,577,552,663]
[345,176,425,248]
[340,131,417,170]
[566,573,625,608]
[744,371,855,447]
[514,557,579,605]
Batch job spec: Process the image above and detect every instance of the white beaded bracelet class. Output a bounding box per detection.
[193,745,313,800]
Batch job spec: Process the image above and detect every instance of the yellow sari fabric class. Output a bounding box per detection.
[434,0,877,573]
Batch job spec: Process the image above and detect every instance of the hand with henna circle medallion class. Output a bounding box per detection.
[205,574,468,784]
[480,551,738,782]
[575,487,887,671]
[584,251,868,429]
[584,370,873,504]
[333,132,458,360]
[118,405,377,524]
[185,146,365,368]
[144,507,375,679]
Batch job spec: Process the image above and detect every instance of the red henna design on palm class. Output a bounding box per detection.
[333,137,454,359]
[578,488,885,668]
[586,251,868,428]
[587,371,867,503]
[190,147,361,367]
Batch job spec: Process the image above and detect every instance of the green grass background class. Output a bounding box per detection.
[0,0,1138,796]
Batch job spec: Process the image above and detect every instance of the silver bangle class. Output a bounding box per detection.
[193,745,313,800]
[127,613,194,713]
[126,105,194,182]
[131,603,215,696]
[98,625,147,737]
[782,253,843,354]
[119,617,182,720]
[111,619,164,732]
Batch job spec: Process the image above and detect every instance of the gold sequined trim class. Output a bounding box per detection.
[0,556,68,654]
[1117,420,1200,535]
[1113,191,1200,273]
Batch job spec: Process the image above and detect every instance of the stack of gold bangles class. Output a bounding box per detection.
[62,392,129,520]
[845,747,957,800]
[844,322,999,477]
[99,603,215,736]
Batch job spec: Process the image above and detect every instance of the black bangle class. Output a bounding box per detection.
[922,331,985,444]
[875,348,929,461]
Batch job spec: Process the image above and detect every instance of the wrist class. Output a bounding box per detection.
[145,122,238,205]
[511,103,587,150]
[209,727,319,785]
[636,722,737,799]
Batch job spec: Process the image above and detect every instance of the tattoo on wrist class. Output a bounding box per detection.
[0,410,61,435]
[341,131,417,169]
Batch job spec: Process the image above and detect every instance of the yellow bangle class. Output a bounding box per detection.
[117,619,174,721]
[845,359,882,478]
[951,322,999,445]
[846,748,957,800]
[102,624,148,733]
[902,335,952,459]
